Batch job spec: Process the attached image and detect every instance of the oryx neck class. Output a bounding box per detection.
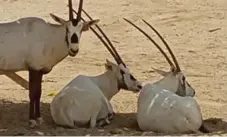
[47,24,69,66]
[153,75,178,93]
[90,70,120,100]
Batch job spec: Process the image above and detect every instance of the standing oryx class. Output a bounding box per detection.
[50,10,142,128]
[124,18,206,133]
[0,0,99,127]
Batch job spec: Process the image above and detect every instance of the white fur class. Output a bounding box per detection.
[0,17,68,72]
[50,72,117,128]
[51,60,141,128]
[137,83,202,133]
[0,15,98,89]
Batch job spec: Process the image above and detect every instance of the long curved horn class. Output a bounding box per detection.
[142,19,181,72]
[82,9,125,65]
[68,0,74,21]
[76,0,83,21]
[71,8,121,64]
[123,18,175,69]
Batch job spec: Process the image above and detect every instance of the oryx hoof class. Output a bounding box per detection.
[36,117,44,125]
[97,118,111,128]
[107,113,115,121]
[29,119,38,128]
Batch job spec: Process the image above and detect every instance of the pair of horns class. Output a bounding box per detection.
[72,8,125,65]
[68,0,83,21]
[124,18,181,72]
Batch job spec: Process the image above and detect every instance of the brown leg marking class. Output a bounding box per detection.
[28,69,43,127]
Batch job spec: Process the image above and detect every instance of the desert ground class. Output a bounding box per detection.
[0,0,227,135]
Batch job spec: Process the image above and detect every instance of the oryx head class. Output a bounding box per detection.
[77,10,142,92]
[124,18,195,97]
[50,0,99,57]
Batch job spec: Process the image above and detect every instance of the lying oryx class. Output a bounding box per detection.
[0,0,99,127]
[124,18,205,133]
[50,11,142,128]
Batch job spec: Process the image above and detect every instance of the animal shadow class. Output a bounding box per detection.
[202,117,227,134]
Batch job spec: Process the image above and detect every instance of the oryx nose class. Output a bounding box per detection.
[70,48,79,54]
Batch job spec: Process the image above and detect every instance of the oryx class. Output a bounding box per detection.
[0,0,99,127]
[124,18,208,133]
[50,10,142,128]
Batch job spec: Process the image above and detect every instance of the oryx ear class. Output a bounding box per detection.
[105,59,114,71]
[82,19,100,31]
[151,67,169,76]
[49,13,67,25]
[170,66,178,74]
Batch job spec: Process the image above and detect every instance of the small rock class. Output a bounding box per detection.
[109,129,122,134]
[35,131,44,136]
[123,127,129,131]
[0,129,7,132]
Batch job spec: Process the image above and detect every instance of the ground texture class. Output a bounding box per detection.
[0,0,227,135]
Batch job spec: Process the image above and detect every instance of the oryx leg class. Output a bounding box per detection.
[28,69,43,128]
[104,97,115,120]
[90,111,99,128]
[96,117,111,127]
[96,98,114,127]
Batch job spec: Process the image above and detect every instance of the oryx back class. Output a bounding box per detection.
[50,75,112,127]
[0,17,67,72]
[137,84,202,133]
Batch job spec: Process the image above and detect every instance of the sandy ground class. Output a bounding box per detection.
[0,0,227,135]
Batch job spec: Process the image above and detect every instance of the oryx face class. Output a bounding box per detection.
[66,21,82,56]
[153,70,196,97]
[118,63,142,92]
[50,0,99,57]
[176,72,195,97]
[66,19,99,57]
[105,60,142,93]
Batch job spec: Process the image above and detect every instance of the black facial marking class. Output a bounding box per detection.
[120,70,125,75]
[130,74,136,81]
[118,69,128,90]
[182,76,185,81]
[72,19,79,26]
[65,28,69,47]
[176,76,186,97]
[71,33,79,43]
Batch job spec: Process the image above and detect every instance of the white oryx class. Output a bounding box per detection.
[124,18,207,133]
[50,10,142,128]
[0,0,99,127]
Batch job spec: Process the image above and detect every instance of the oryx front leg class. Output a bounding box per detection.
[96,98,114,128]
[28,69,43,128]
[103,97,115,121]
[96,117,111,128]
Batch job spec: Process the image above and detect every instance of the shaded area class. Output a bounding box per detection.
[0,100,227,135]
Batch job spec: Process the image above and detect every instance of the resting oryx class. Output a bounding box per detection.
[124,18,205,133]
[0,0,99,127]
[50,10,142,128]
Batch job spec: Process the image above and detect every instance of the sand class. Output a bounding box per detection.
[0,0,227,135]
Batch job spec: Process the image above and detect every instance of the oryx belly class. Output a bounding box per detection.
[137,84,202,133]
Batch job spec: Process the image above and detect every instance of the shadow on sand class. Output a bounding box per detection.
[0,99,227,136]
